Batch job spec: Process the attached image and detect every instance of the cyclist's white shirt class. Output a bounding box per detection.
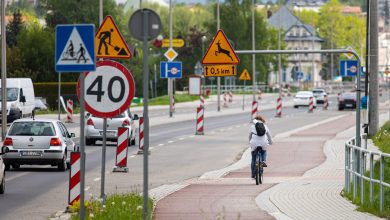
[249,119,273,151]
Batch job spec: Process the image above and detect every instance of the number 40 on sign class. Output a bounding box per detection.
[77,60,135,118]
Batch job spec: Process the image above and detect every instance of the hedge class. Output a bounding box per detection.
[34,82,78,110]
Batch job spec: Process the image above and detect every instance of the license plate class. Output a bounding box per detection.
[21,151,42,156]
[100,131,116,136]
[346,104,353,107]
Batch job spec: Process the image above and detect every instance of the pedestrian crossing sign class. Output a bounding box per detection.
[95,15,132,59]
[55,24,96,72]
[201,29,239,65]
[239,69,251,81]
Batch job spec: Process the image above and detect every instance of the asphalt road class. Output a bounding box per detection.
[0,94,374,219]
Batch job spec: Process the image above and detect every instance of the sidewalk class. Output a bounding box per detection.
[152,112,384,220]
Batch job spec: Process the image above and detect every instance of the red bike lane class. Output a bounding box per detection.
[153,113,355,220]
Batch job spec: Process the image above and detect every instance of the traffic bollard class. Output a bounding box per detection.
[68,151,80,207]
[223,93,228,107]
[275,97,282,117]
[195,107,204,135]
[200,95,205,108]
[137,116,144,155]
[323,94,328,110]
[66,99,73,123]
[309,97,314,113]
[252,101,258,120]
[228,91,233,102]
[113,127,129,172]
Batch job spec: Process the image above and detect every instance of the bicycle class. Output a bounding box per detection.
[254,148,264,185]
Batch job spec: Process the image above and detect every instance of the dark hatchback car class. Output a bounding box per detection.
[338,92,356,110]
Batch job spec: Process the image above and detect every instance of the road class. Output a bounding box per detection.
[0,93,380,219]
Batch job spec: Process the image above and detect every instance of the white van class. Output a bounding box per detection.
[0,78,35,122]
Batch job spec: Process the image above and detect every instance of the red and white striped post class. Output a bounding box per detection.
[195,107,204,135]
[275,97,282,117]
[68,151,80,206]
[223,93,228,107]
[252,101,258,119]
[228,91,233,102]
[66,99,73,123]
[137,116,144,154]
[200,95,205,108]
[113,127,129,172]
[308,97,314,113]
[323,94,328,110]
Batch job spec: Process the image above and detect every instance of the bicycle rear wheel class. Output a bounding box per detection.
[259,163,263,184]
[255,163,260,185]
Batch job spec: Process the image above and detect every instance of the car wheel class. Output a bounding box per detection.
[0,171,4,194]
[86,138,96,146]
[4,164,10,171]
[294,105,298,109]
[12,164,20,169]
[66,162,71,170]
[58,154,67,171]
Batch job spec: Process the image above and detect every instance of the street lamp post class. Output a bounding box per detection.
[202,36,207,92]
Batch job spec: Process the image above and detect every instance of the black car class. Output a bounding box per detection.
[338,92,356,110]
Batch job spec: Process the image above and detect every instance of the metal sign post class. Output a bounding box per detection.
[58,72,61,120]
[101,118,107,204]
[128,8,161,220]
[1,0,7,141]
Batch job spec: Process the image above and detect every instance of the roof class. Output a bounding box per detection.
[268,5,302,30]
[284,24,324,42]
[12,118,59,123]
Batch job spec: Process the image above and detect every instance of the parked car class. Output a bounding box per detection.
[2,119,76,171]
[34,99,48,111]
[0,147,9,194]
[293,91,317,108]
[0,78,35,123]
[312,88,327,104]
[338,92,356,110]
[85,109,138,146]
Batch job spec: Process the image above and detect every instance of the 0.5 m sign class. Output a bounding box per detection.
[203,65,236,77]
[78,60,135,118]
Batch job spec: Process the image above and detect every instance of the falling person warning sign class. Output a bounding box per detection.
[201,30,240,65]
[95,15,132,59]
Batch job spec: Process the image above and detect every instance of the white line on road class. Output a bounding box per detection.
[93,177,101,182]
[130,155,136,158]
[189,135,195,138]
[150,147,155,150]
[179,137,185,140]
[168,141,174,144]
[158,144,164,147]
[5,172,30,182]
[85,186,90,191]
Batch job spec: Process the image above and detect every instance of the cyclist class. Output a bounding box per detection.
[249,115,273,179]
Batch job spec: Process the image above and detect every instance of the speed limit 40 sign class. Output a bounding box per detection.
[78,60,135,118]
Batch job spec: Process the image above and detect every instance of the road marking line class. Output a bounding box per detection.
[189,135,195,138]
[130,155,136,158]
[5,172,30,182]
[94,177,100,182]
[150,147,155,150]
[179,137,185,140]
[168,141,174,144]
[158,144,164,147]
[85,186,90,191]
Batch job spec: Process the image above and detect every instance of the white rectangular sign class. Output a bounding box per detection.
[189,77,201,95]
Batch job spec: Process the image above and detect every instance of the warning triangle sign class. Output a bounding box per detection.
[95,15,132,59]
[239,69,251,81]
[201,30,240,65]
[57,27,95,65]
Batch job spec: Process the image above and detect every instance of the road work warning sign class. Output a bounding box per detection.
[201,30,239,65]
[95,15,131,59]
[239,69,251,80]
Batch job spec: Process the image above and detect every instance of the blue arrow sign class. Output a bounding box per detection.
[55,24,96,72]
[340,60,358,77]
[160,61,182,78]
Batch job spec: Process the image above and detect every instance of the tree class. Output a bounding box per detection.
[6,10,24,47]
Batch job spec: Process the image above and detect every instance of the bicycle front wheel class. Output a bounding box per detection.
[259,164,263,184]
[255,163,260,185]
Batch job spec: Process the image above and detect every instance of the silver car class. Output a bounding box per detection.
[2,119,76,171]
[0,147,8,194]
[85,109,138,146]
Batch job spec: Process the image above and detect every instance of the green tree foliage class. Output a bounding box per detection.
[44,0,120,28]
[6,10,24,47]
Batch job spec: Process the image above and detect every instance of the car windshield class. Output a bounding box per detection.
[312,90,324,94]
[8,122,56,136]
[342,93,355,99]
[0,88,18,101]
[297,92,312,96]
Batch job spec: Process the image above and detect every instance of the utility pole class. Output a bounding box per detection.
[217,0,221,112]
[278,0,282,98]
[169,0,173,117]
[1,0,7,141]
[369,0,379,135]
[365,0,370,135]
[252,0,256,102]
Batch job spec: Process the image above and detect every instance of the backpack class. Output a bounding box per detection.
[254,122,266,136]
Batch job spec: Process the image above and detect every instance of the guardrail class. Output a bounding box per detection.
[345,134,390,211]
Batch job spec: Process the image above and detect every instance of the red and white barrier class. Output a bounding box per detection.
[252,101,258,119]
[200,95,205,108]
[228,91,233,102]
[66,99,73,123]
[309,97,314,113]
[276,97,282,117]
[223,93,228,107]
[195,107,204,135]
[113,127,129,172]
[323,95,328,110]
[137,116,144,154]
[68,151,80,206]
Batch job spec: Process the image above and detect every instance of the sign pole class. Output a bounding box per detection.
[100,118,107,205]
[58,72,61,120]
[142,9,150,220]
[79,72,86,220]
[243,80,246,110]
[217,0,221,112]
[1,0,6,141]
